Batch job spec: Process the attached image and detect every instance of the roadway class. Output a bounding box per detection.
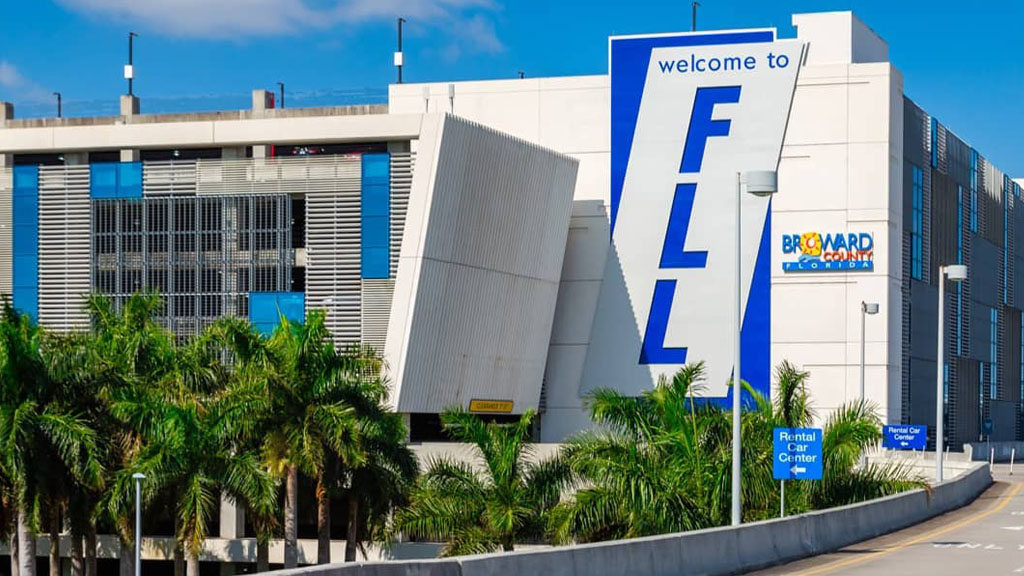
[747,465,1024,575]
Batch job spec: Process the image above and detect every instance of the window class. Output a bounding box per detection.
[911,165,923,280]
[1003,176,1010,304]
[979,362,986,435]
[990,308,998,399]
[943,363,949,406]
[970,150,979,233]
[1019,321,1023,416]
[930,117,938,169]
[956,185,964,356]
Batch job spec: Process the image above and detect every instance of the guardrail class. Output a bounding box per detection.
[269,461,991,576]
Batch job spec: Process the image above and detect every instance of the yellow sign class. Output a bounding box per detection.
[468,399,514,413]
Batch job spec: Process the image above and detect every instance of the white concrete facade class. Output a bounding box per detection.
[390,11,907,439]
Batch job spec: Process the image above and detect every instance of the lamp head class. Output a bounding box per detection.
[132,473,146,480]
[946,264,968,282]
[744,170,777,197]
[862,302,879,315]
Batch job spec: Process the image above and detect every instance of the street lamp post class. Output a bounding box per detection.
[732,170,778,526]
[126,32,138,96]
[132,473,145,576]
[936,264,967,483]
[860,302,879,401]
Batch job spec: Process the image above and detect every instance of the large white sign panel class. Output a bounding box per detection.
[583,32,804,400]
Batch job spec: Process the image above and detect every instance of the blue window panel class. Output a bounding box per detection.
[362,187,389,217]
[91,162,143,198]
[13,255,38,287]
[13,194,38,225]
[13,165,38,191]
[13,225,38,257]
[117,162,143,198]
[11,287,37,322]
[361,247,389,279]
[361,153,390,279]
[362,153,390,182]
[361,215,388,247]
[249,292,305,335]
[90,163,119,198]
[12,166,38,322]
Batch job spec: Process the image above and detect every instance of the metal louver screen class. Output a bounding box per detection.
[0,168,11,296]
[91,194,292,339]
[390,152,414,276]
[305,155,361,346]
[38,165,90,332]
[143,160,198,195]
[360,279,394,353]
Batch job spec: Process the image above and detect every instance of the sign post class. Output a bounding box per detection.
[773,428,823,517]
[882,425,927,450]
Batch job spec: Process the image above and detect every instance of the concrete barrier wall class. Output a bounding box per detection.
[271,462,991,576]
[964,441,1024,462]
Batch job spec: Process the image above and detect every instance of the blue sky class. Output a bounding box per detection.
[1,0,1022,174]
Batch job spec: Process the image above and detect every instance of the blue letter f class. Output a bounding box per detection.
[679,86,741,173]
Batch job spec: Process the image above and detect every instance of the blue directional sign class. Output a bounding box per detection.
[773,428,823,481]
[882,425,927,450]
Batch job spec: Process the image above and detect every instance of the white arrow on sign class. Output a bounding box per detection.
[791,465,806,475]
[900,441,909,447]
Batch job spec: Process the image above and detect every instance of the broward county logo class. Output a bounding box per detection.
[781,232,874,272]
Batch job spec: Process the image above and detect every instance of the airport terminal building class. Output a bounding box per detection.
[0,11,1021,454]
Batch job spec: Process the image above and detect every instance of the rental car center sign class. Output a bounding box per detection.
[582,30,805,400]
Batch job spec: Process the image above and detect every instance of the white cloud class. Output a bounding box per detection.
[0,61,51,103]
[55,0,504,54]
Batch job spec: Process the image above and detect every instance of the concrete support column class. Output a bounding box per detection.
[120,95,140,162]
[1,102,13,170]
[219,495,245,538]
[120,95,139,118]
[251,90,274,159]
[219,496,245,576]
[0,101,12,127]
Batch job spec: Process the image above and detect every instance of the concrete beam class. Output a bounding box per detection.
[0,114,425,155]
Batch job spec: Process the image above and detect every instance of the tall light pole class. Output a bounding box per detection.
[126,32,138,95]
[395,17,406,84]
[277,81,285,109]
[732,170,778,526]
[936,264,967,482]
[53,92,62,118]
[692,1,700,31]
[132,472,145,576]
[860,302,879,401]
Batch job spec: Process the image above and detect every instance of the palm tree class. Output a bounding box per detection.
[87,293,177,576]
[393,409,568,556]
[553,361,926,542]
[1,437,18,576]
[551,363,719,542]
[214,312,362,569]
[332,358,418,562]
[107,335,276,576]
[40,330,103,576]
[0,305,104,576]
